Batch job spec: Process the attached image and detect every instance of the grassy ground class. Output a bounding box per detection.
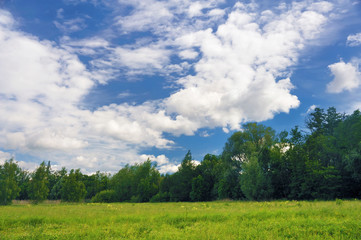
[0,200,361,239]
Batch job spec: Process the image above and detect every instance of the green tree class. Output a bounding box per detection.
[28,162,49,204]
[61,169,86,202]
[83,171,110,200]
[191,154,222,201]
[49,167,67,200]
[111,165,134,202]
[169,151,197,201]
[16,169,30,200]
[190,175,208,201]
[132,160,160,202]
[111,160,160,202]
[0,159,21,205]
[269,141,291,199]
[222,123,275,200]
[306,107,326,135]
[241,155,272,200]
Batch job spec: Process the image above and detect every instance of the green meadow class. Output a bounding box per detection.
[1,200,361,239]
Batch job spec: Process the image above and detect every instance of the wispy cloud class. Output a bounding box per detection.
[54,17,87,33]
[347,33,361,46]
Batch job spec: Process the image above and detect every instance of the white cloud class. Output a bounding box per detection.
[27,129,88,150]
[56,8,64,19]
[117,92,133,99]
[165,3,331,131]
[115,0,225,34]
[307,104,317,114]
[115,0,173,32]
[188,2,205,17]
[327,60,361,93]
[308,1,333,13]
[62,36,109,48]
[347,33,361,46]
[0,9,14,26]
[114,46,171,71]
[208,8,226,17]
[16,161,39,172]
[179,49,199,60]
[0,150,12,165]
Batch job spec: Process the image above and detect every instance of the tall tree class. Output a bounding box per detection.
[111,165,134,202]
[0,159,21,205]
[190,154,222,201]
[61,169,86,202]
[241,155,272,200]
[133,159,160,202]
[83,171,110,200]
[306,107,326,135]
[16,169,30,200]
[49,167,67,200]
[28,162,49,204]
[221,123,275,200]
[169,151,197,201]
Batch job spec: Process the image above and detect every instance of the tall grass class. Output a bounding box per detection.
[1,200,360,239]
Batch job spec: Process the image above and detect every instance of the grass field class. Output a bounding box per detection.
[1,200,361,239]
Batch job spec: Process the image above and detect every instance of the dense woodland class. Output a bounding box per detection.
[1,107,361,205]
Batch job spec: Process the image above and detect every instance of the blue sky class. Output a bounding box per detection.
[0,0,360,173]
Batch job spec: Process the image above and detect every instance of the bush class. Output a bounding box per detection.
[91,190,116,203]
[150,192,170,202]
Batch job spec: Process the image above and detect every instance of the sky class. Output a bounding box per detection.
[0,0,360,174]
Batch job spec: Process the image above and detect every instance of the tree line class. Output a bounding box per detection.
[1,107,361,205]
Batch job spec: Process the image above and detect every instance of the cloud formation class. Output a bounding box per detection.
[0,1,351,172]
[327,59,361,93]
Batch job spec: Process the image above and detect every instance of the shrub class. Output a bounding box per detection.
[150,192,170,202]
[91,190,116,203]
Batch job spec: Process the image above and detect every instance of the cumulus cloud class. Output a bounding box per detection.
[165,2,332,131]
[327,60,361,93]
[0,12,94,155]
[347,33,361,46]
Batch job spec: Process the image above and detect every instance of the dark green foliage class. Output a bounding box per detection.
[190,154,222,201]
[150,192,170,202]
[0,159,21,205]
[15,168,30,200]
[190,175,208,201]
[61,169,87,202]
[49,167,67,200]
[28,162,49,204]
[241,155,272,200]
[169,151,197,201]
[111,166,133,201]
[83,171,110,200]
